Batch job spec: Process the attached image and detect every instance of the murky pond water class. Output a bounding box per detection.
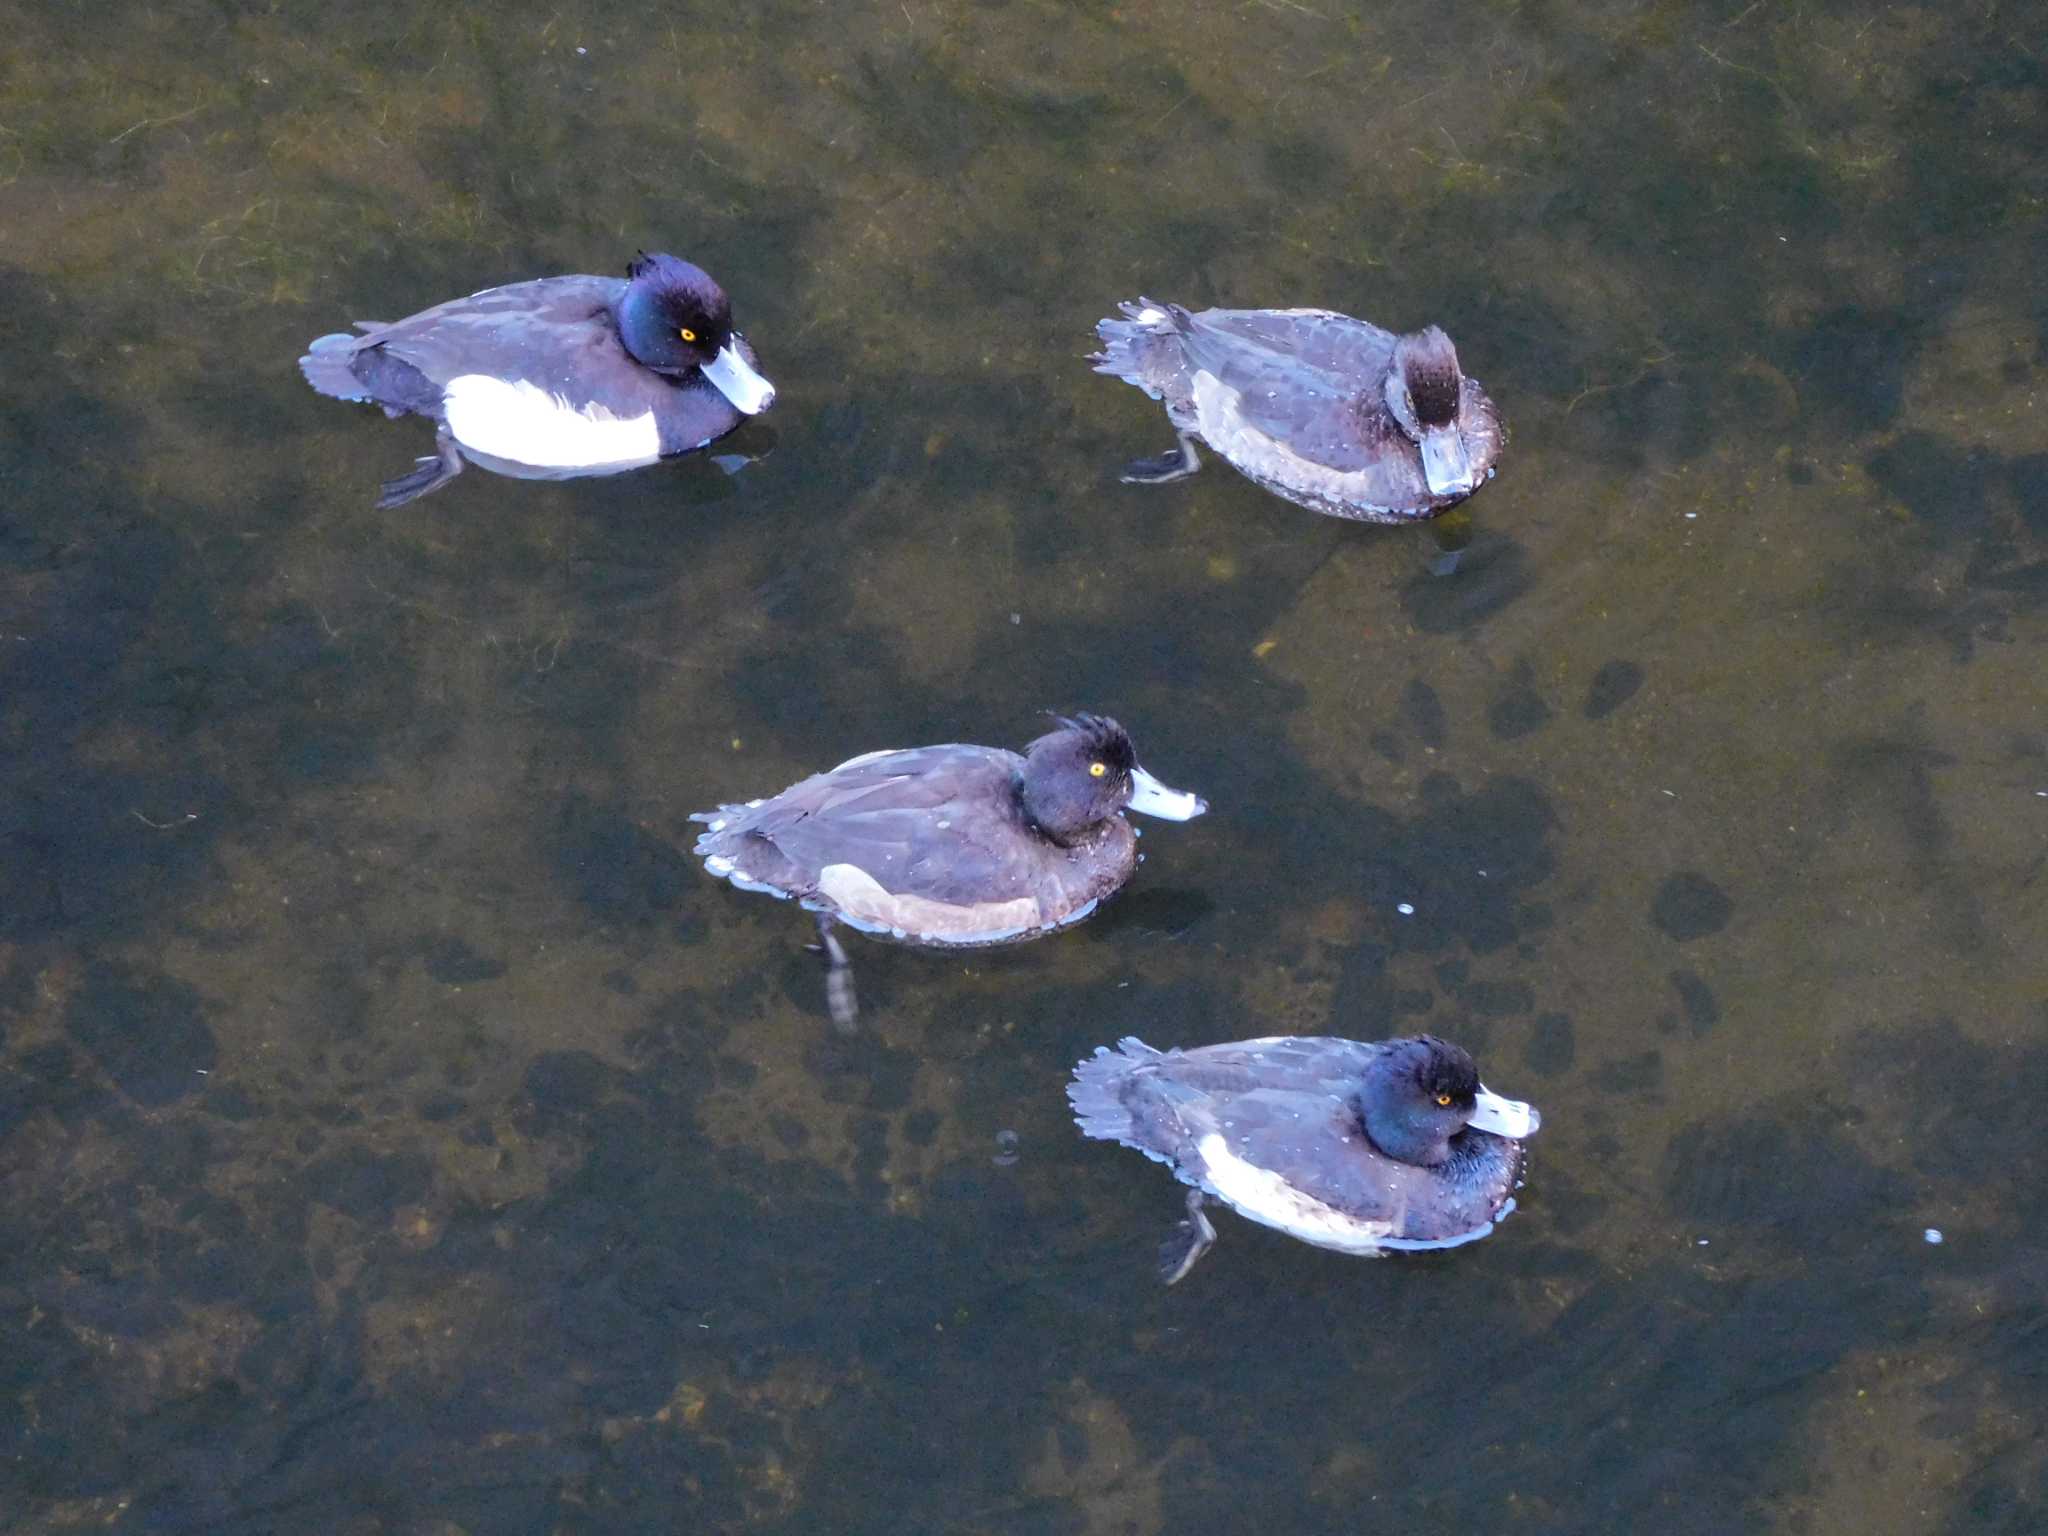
[3,1,2044,1531]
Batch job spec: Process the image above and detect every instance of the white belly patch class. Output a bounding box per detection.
[815,862,1041,943]
[1194,1132,1399,1253]
[442,375,662,470]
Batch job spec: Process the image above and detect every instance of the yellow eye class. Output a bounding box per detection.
[679,327,697,343]
[1088,761,1107,778]
[1435,1093,1454,1107]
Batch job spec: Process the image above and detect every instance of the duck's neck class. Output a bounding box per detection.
[1014,770,1091,849]
[613,283,680,373]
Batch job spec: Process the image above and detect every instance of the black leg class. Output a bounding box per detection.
[1120,432,1202,485]
[811,913,858,1033]
[375,426,464,509]
[1157,1187,1217,1285]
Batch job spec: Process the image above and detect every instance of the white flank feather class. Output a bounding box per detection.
[442,375,662,470]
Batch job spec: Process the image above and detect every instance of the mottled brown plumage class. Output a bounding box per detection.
[1091,301,1504,523]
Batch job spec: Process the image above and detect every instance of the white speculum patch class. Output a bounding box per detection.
[442,375,662,469]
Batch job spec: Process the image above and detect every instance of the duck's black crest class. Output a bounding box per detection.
[627,251,724,305]
[1405,1035,1481,1106]
[1039,712,1136,773]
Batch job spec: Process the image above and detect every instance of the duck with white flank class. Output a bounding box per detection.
[299,252,774,508]
[691,715,1206,1030]
[1091,301,1503,523]
[1070,1033,1539,1283]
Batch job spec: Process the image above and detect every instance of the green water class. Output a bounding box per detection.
[2,1,2044,1531]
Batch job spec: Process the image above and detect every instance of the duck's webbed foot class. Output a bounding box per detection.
[1158,1187,1217,1286]
[808,914,858,1034]
[376,426,464,509]
[1120,432,1202,485]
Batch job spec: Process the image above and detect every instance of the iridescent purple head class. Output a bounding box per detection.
[1020,713,1206,844]
[616,251,774,413]
[1357,1035,1541,1166]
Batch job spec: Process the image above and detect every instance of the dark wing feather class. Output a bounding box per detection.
[356,274,629,391]
[727,746,1038,906]
[1178,311,1399,473]
[1110,1036,1380,1172]
[1144,1036,1387,1097]
[1184,308,1397,379]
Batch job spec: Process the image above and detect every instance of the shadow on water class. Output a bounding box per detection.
[2,0,2047,1532]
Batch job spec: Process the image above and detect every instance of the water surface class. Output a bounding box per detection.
[3,1,2045,1532]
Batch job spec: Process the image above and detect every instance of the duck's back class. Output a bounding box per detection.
[693,746,1136,944]
[1180,307,1398,386]
[1071,1035,1383,1156]
[1094,305,1392,422]
[307,275,624,388]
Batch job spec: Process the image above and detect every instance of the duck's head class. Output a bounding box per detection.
[1019,713,1207,845]
[617,252,776,414]
[1385,326,1477,498]
[1358,1036,1541,1167]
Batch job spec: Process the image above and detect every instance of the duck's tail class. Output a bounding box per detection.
[1089,300,1194,401]
[689,802,805,896]
[1067,1036,1164,1145]
[689,800,761,870]
[298,332,374,403]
